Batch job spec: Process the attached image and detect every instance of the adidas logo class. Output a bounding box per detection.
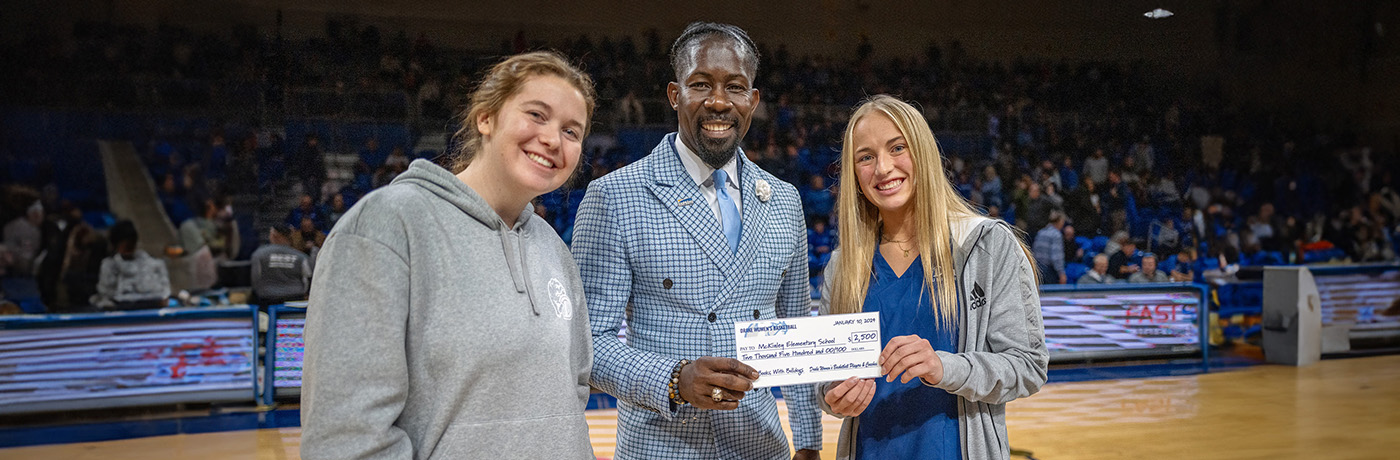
[970,282,987,310]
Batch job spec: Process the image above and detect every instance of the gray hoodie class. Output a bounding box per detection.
[818,216,1049,460]
[300,159,593,460]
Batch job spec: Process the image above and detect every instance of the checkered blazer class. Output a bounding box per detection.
[573,133,820,459]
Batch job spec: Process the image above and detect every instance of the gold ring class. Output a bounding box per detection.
[711,387,724,402]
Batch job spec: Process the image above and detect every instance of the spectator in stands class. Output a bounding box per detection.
[301,51,597,460]
[324,193,349,230]
[226,134,259,195]
[1202,240,1242,285]
[617,88,645,125]
[981,165,1004,210]
[1171,249,1197,282]
[1033,211,1068,284]
[801,175,834,220]
[1104,231,1128,262]
[181,163,210,213]
[285,194,323,231]
[1009,175,1031,222]
[2,200,42,276]
[1044,181,1066,211]
[1375,186,1400,223]
[59,221,105,311]
[1102,170,1131,233]
[249,225,311,305]
[1057,155,1079,193]
[347,160,375,198]
[1065,176,1102,237]
[385,146,411,169]
[1147,171,1181,207]
[1023,182,1055,233]
[293,133,327,201]
[1129,253,1168,283]
[36,203,82,308]
[290,216,326,260]
[1175,205,1201,251]
[1108,236,1140,280]
[1130,135,1155,175]
[1249,202,1282,251]
[1063,224,1084,264]
[0,298,18,315]
[1037,159,1062,192]
[373,159,408,188]
[159,173,194,225]
[179,197,240,290]
[1119,157,1142,187]
[808,216,834,256]
[1353,224,1395,262]
[1149,213,1181,256]
[94,220,169,310]
[358,137,383,167]
[206,133,229,180]
[776,138,807,187]
[1083,148,1109,185]
[0,244,12,278]
[1078,254,1115,284]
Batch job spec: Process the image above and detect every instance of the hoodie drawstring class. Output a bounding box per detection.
[499,225,540,316]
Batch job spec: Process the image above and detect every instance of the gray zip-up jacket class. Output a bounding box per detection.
[817,216,1049,460]
[300,159,594,460]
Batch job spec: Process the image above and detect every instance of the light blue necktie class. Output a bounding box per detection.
[713,169,742,253]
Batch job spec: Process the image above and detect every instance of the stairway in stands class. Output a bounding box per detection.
[97,140,200,291]
[97,140,178,256]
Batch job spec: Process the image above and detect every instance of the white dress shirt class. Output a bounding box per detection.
[675,138,742,221]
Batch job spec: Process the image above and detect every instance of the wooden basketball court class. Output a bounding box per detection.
[3,355,1396,459]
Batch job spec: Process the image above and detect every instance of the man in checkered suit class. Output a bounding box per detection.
[572,22,821,460]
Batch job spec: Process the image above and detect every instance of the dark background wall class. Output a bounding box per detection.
[7,0,1397,145]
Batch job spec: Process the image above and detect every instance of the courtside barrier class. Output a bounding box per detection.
[0,306,258,415]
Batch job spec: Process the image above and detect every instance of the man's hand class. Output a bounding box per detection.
[793,448,821,460]
[679,356,759,410]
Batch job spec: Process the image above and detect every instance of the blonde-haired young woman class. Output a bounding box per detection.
[817,95,1048,460]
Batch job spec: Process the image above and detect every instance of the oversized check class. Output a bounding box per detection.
[733,312,882,388]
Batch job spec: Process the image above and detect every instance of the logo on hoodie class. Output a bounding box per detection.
[548,278,573,320]
[970,282,987,310]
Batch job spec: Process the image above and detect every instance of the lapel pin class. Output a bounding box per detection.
[676,197,696,207]
[755,179,772,202]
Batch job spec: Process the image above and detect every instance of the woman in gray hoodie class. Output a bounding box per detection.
[817,95,1049,460]
[300,51,598,460]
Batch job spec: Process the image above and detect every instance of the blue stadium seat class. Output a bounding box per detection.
[1,277,45,313]
[1159,254,1178,273]
[1065,262,1088,282]
[1075,236,1092,252]
[1091,235,1109,253]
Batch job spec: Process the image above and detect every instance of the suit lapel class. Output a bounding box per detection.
[733,154,773,270]
[646,134,735,271]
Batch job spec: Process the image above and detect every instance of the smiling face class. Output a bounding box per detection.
[477,75,588,198]
[668,36,759,169]
[851,112,916,218]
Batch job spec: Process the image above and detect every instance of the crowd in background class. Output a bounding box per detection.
[3,19,1398,312]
